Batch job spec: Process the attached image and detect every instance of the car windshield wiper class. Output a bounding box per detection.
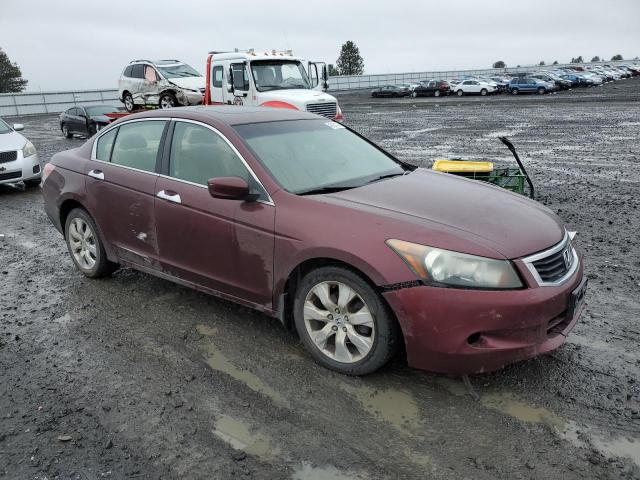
[365,171,407,184]
[296,185,360,196]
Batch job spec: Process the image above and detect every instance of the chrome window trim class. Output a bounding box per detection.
[521,232,579,287]
[169,118,274,206]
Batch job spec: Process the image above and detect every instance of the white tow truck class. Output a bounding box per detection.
[203,49,342,121]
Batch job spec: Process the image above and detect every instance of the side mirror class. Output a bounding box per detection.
[208,177,258,201]
[12,123,24,131]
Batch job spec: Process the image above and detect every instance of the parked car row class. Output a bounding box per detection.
[371,63,640,98]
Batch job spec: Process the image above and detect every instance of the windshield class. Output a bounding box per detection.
[156,63,201,78]
[0,118,12,134]
[234,120,405,194]
[85,106,120,116]
[251,60,310,92]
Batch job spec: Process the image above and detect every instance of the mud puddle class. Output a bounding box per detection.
[213,414,281,461]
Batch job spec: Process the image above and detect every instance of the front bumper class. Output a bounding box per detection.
[179,90,204,106]
[0,152,42,185]
[383,260,585,374]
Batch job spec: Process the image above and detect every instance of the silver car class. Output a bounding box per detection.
[0,118,41,187]
[117,59,206,112]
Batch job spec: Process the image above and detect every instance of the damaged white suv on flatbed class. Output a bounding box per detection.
[118,59,206,112]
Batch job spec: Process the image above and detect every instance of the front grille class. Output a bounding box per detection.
[306,102,337,118]
[0,150,18,164]
[0,171,22,181]
[532,246,571,283]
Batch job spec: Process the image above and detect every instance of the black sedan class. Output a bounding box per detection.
[411,80,451,97]
[371,85,410,98]
[59,105,122,138]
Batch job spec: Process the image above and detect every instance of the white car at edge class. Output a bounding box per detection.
[454,79,497,96]
[0,117,41,187]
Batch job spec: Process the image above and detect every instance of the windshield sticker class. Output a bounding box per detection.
[325,122,345,130]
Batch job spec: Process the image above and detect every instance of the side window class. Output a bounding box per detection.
[123,65,133,77]
[131,64,145,79]
[95,128,118,162]
[169,122,249,186]
[144,65,158,82]
[212,66,223,88]
[231,63,250,91]
[110,121,166,172]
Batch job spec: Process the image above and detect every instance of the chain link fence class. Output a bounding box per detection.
[1,61,633,116]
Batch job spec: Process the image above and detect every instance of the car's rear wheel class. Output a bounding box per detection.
[511,88,519,95]
[537,87,545,95]
[456,89,463,96]
[434,90,441,97]
[480,88,488,96]
[160,92,178,109]
[411,91,417,98]
[65,208,117,278]
[123,92,135,112]
[61,124,73,139]
[293,266,400,375]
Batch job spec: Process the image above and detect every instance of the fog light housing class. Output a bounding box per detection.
[33,165,41,174]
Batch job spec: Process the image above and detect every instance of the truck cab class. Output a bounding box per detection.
[204,50,342,121]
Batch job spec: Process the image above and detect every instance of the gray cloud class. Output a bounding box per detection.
[1,0,638,91]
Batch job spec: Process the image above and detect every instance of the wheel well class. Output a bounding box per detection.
[121,90,131,101]
[59,199,85,238]
[279,258,401,336]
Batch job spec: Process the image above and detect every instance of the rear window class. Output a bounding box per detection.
[131,64,145,79]
[123,65,133,77]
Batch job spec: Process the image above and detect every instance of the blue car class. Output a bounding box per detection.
[509,77,552,95]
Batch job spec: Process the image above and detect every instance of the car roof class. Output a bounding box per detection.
[117,105,321,126]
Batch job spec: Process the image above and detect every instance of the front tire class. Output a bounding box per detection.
[293,266,400,375]
[537,87,546,95]
[65,208,117,278]
[159,92,178,109]
[456,89,464,96]
[411,91,417,98]
[511,88,519,95]
[480,88,488,96]
[434,90,441,97]
[61,124,73,139]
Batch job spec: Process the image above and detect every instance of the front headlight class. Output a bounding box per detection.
[22,141,37,157]
[386,239,523,289]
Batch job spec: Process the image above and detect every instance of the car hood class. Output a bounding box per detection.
[0,130,27,151]
[259,89,336,108]
[323,169,564,259]
[166,76,205,90]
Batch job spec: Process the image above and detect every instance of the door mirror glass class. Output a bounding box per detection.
[207,176,257,201]
[12,123,24,131]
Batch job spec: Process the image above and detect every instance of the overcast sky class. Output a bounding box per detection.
[1,0,639,91]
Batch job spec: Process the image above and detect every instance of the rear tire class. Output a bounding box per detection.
[411,91,417,98]
[434,90,441,97]
[480,88,488,96]
[61,124,73,139]
[64,208,117,279]
[456,89,464,96]
[123,92,135,112]
[293,266,400,375]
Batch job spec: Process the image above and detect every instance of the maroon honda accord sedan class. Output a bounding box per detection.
[42,106,586,375]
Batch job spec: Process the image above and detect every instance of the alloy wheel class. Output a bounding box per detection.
[303,281,375,363]
[124,95,134,111]
[160,96,175,109]
[68,217,97,270]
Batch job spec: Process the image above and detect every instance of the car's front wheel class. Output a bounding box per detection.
[411,91,417,98]
[61,124,73,139]
[293,266,400,375]
[456,89,464,96]
[434,90,441,97]
[511,88,519,95]
[537,87,546,95]
[65,208,117,278]
[160,92,178,109]
[480,88,488,96]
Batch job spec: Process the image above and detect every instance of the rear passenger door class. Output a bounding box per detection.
[154,120,275,307]
[85,119,168,267]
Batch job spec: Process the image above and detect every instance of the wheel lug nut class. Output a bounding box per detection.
[342,327,347,332]
[332,326,338,331]
[327,314,333,320]
[334,308,340,313]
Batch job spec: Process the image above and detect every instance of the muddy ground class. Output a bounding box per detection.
[1,78,639,480]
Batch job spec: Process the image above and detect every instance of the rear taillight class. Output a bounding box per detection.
[42,163,55,185]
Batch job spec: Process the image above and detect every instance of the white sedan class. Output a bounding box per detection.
[0,118,41,187]
[453,79,497,96]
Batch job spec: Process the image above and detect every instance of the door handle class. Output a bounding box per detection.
[88,169,104,180]
[157,190,181,204]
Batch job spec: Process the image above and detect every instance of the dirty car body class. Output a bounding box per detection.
[41,106,585,375]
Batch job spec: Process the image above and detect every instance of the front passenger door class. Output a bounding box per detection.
[154,120,275,307]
